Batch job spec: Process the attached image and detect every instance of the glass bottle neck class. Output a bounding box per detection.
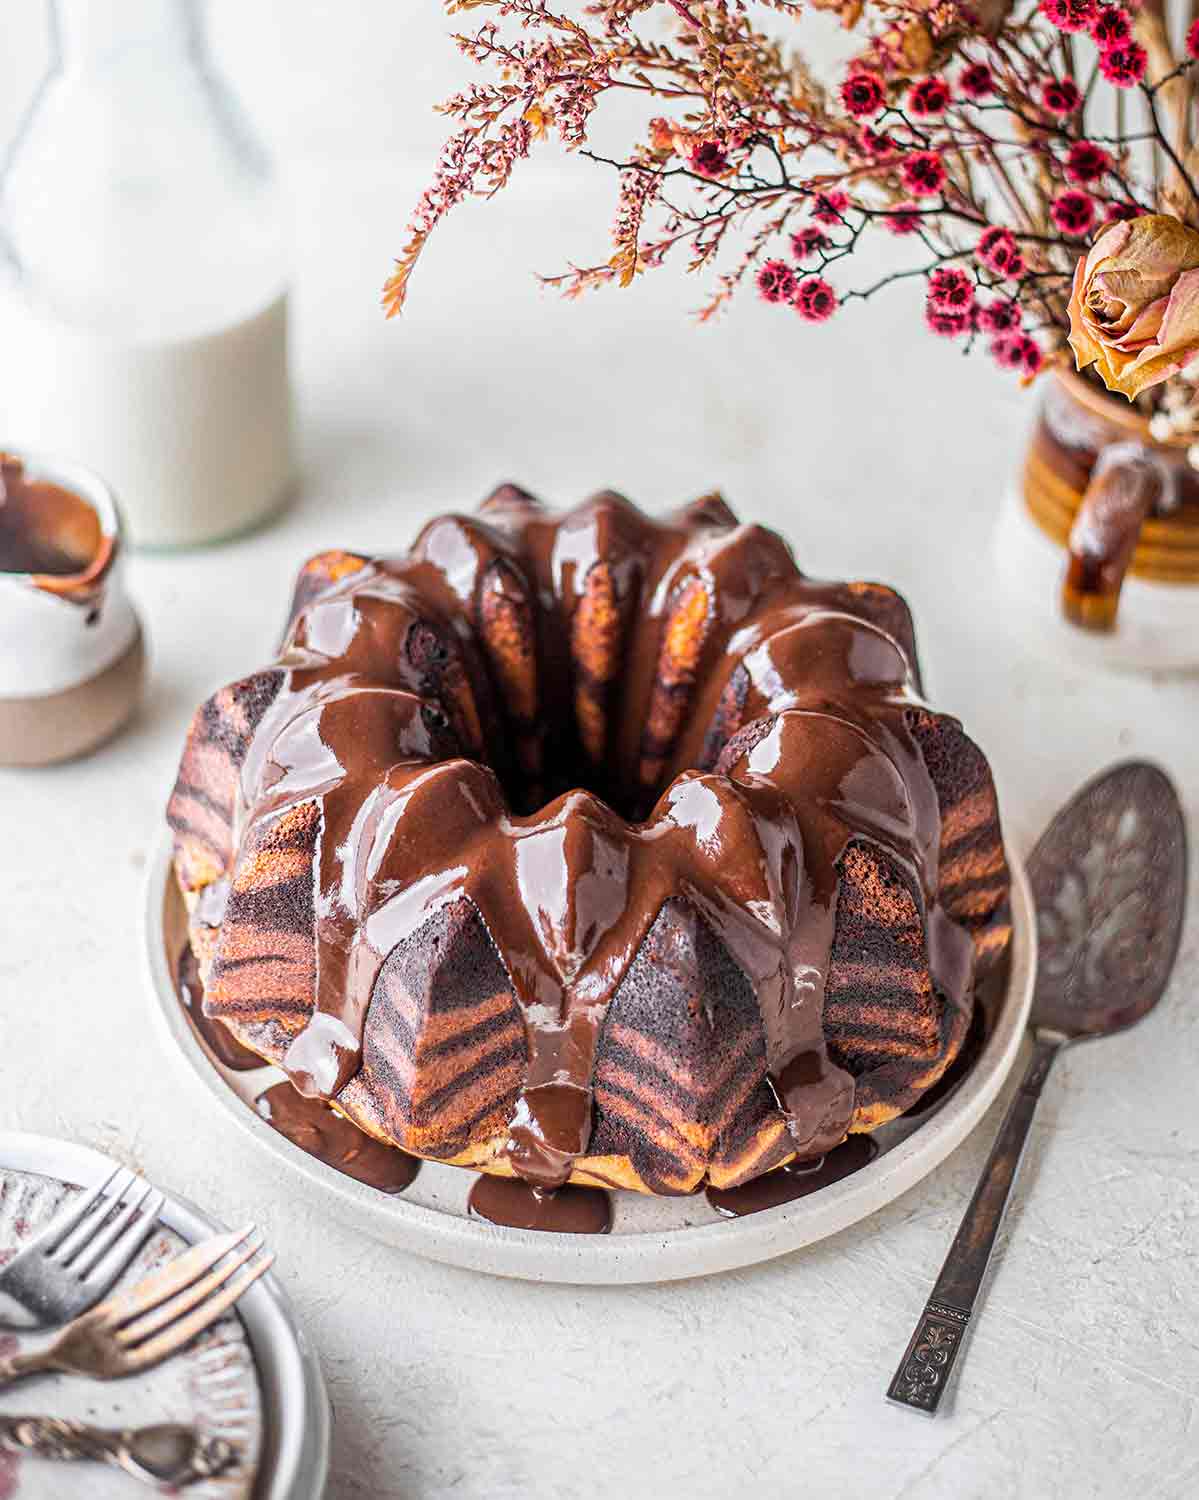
[51,0,203,66]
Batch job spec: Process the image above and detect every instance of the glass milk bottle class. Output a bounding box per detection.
[0,0,293,548]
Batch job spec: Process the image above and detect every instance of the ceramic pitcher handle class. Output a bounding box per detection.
[1062,441,1162,632]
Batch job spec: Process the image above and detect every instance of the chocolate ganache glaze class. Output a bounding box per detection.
[254,1082,420,1193]
[468,1176,611,1234]
[0,455,114,610]
[176,942,262,1072]
[170,486,1006,1195]
[706,1134,879,1218]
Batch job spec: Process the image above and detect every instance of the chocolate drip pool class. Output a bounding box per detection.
[202,489,977,1191]
[706,1136,879,1217]
[467,1175,612,1234]
[176,943,262,1072]
[254,1082,420,1194]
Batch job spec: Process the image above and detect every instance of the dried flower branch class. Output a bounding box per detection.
[388,0,1199,426]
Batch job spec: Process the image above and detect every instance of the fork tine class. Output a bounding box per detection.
[119,1253,274,1372]
[28,1168,123,1257]
[77,1187,165,1282]
[98,1226,257,1326]
[115,1230,264,1346]
[51,1170,137,1265]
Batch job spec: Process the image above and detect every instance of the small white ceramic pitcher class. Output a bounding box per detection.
[0,449,145,765]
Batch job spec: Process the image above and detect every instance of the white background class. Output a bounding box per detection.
[2,4,1198,1498]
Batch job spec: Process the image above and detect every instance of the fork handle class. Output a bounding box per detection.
[0,1346,58,1390]
[887,1033,1064,1414]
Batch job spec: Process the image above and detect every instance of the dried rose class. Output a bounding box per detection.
[1068,214,1199,398]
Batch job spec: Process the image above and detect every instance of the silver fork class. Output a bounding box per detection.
[0,1225,272,1387]
[0,1168,166,1327]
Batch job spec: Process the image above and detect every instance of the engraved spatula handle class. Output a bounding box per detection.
[886,1033,1064,1414]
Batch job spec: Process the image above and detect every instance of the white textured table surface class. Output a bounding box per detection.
[3,137,1199,1500]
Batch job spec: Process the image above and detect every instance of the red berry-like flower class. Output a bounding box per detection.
[927,266,975,311]
[1051,189,1096,236]
[908,76,950,116]
[1042,77,1083,116]
[810,190,850,225]
[978,298,1022,334]
[959,63,994,100]
[926,303,972,338]
[1091,5,1132,46]
[1105,199,1139,223]
[901,151,946,198]
[991,333,1043,375]
[885,202,923,235]
[1188,18,1199,58]
[791,227,830,262]
[1099,42,1148,87]
[976,226,1021,275]
[841,69,886,119]
[756,259,797,304]
[1040,0,1096,32]
[794,276,838,322]
[1064,141,1113,185]
[859,125,894,157]
[689,141,729,178]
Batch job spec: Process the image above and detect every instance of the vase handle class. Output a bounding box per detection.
[1062,441,1163,632]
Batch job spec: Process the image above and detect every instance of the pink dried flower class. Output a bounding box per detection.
[978,297,1022,334]
[1188,18,1199,58]
[757,258,797,303]
[811,190,850,225]
[1042,77,1083,116]
[1065,141,1114,185]
[841,70,886,119]
[1099,42,1148,87]
[927,266,975,311]
[1051,190,1097,236]
[1040,0,1096,33]
[689,140,729,178]
[908,76,950,116]
[791,227,830,262]
[991,333,1043,375]
[884,202,923,235]
[1105,199,1140,223]
[926,303,972,337]
[901,151,946,198]
[976,226,1021,274]
[1091,5,1132,46]
[859,125,894,157]
[958,63,994,99]
[794,276,838,322]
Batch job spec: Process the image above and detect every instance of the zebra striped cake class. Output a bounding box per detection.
[168,487,1011,1195]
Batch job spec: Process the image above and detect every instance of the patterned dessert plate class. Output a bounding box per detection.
[0,1134,329,1499]
[144,837,1036,1285]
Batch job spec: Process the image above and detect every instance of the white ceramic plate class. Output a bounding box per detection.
[144,837,1036,1285]
[0,1133,330,1500]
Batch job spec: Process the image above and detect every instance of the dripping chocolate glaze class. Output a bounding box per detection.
[176,942,262,1072]
[467,1175,611,1234]
[254,1082,420,1194]
[213,488,975,1190]
[0,454,114,612]
[706,1135,879,1218]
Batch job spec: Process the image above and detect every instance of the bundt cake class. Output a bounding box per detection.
[168,487,1011,1195]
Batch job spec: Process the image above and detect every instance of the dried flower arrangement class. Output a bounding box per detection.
[385,1,1199,443]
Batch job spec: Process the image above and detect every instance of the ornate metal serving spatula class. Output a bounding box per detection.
[887,761,1187,1414]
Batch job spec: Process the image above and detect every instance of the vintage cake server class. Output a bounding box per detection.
[887,761,1187,1414]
